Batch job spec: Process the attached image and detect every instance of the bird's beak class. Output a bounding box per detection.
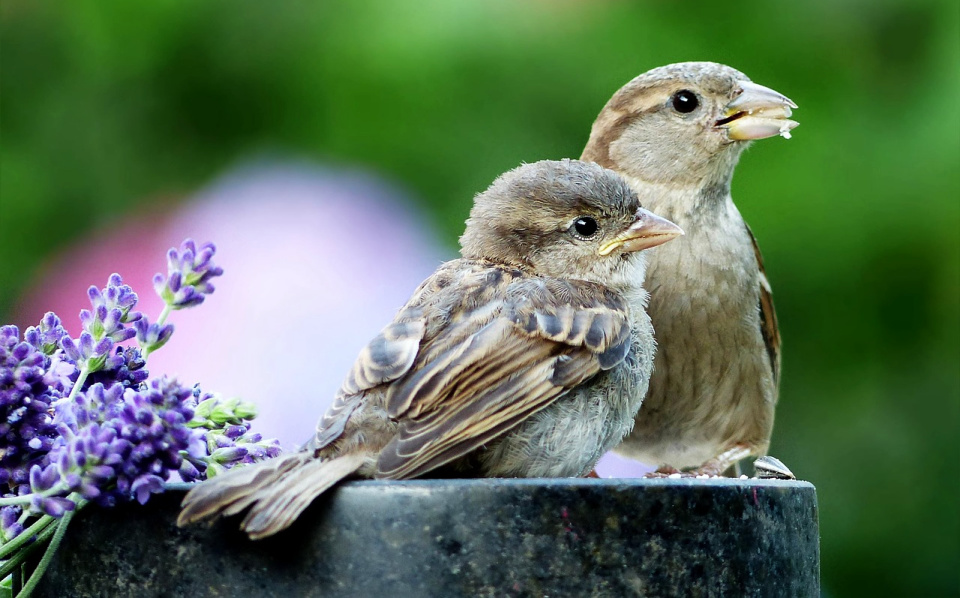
[598,208,684,256]
[716,80,799,141]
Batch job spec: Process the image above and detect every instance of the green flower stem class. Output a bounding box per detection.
[141,304,172,361]
[0,520,56,580]
[0,516,54,560]
[156,304,172,327]
[0,485,70,508]
[66,365,91,402]
[17,497,81,598]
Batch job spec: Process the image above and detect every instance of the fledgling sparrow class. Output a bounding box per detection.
[581,62,797,475]
[178,159,683,538]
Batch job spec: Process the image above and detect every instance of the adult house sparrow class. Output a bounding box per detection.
[178,159,683,538]
[581,62,797,475]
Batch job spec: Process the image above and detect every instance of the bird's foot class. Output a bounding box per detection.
[643,465,698,479]
[644,444,757,479]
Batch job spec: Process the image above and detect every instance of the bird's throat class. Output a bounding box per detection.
[620,174,731,225]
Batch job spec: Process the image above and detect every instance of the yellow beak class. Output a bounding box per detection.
[598,208,684,256]
[717,80,799,141]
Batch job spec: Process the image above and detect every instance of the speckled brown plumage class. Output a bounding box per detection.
[178,159,683,538]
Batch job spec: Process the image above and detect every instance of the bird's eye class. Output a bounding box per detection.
[671,89,699,114]
[572,216,599,238]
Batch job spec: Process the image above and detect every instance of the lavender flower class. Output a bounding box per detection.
[134,317,174,355]
[24,312,67,356]
[86,346,148,391]
[153,239,223,310]
[53,379,205,508]
[190,394,258,428]
[0,326,59,476]
[59,274,144,385]
[0,505,23,542]
[180,391,280,480]
[1,238,279,592]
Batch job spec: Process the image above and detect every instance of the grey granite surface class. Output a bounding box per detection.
[37,478,819,597]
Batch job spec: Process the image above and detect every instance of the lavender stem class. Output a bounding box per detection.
[0,515,54,560]
[18,497,79,597]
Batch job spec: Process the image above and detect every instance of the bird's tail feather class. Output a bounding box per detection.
[177,452,365,539]
[240,452,366,539]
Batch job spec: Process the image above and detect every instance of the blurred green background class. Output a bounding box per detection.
[1,1,958,595]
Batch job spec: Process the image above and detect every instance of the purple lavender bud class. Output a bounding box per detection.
[78,333,94,359]
[60,335,81,362]
[103,274,141,323]
[24,313,67,356]
[77,482,101,500]
[32,495,76,518]
[87,286,104,309]
[93,337,113,358]
[186,435,206,459]
[64,472,82,490]
[152,273,166,297]
[94,304,109,328]
[28,464,60,493]
[86,347,148,390]
[1,506,23,541]
[213,442,244,463]
[264,442,282,459]
[163,410,186,426]
[166,248,180,273]
[245,445,266,460]
[182,239,198,258]
[178,458,202,482]
[87,465,114,480]
[154,239,223,310]
[135,317,175,353]
[224,424,247,440]
[168,271,182,293]
[131,474,164,504]
[102,306,120,332]
[1,329,59,474]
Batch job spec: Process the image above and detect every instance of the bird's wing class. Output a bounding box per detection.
[311,314,426,450]
[746,223,781,390]
[374,272,633,480]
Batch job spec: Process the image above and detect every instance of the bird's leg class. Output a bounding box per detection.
[643,444,752,478]
[642,465,683,478]
[686,444,753,477]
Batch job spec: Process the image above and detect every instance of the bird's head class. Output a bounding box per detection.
[460,159,683,286]
[581,62,798,189]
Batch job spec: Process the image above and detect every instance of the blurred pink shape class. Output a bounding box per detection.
[594,451,655,478]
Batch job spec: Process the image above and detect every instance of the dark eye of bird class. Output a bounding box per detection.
[671,89,699,113]
[573,216,599,238]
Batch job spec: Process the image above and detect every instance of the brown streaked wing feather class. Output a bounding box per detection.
[376,277,632,480]
[746,223,781,389]
[311,311,426,450]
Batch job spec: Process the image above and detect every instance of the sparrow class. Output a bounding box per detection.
[580,62,797,475]
[178,159,683,538]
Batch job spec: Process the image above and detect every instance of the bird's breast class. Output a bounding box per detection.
[631,196,775,466]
